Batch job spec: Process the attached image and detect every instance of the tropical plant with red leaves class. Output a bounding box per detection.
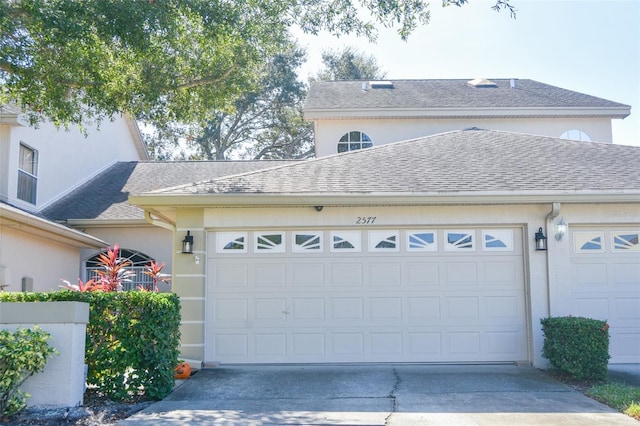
[138,261,171,292]
[59,278,105,292]
[93,244,135,291]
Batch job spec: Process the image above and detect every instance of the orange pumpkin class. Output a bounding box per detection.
[174,362,191,379]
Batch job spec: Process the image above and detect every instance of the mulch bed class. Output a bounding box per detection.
[2,389,152,425]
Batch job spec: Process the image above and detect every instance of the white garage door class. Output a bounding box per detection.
[206,228,528,364]
[570,227,640,363]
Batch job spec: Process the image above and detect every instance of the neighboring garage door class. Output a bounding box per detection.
[569,227,640,363]
[206,228,528,364]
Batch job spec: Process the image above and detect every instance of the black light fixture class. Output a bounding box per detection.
[182,231,194,254]
[535,227,548,251]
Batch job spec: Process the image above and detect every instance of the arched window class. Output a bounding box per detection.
[337,131,373,153]
[560,129,591,142]
[84,248,155,291]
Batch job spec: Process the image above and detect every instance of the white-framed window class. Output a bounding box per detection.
[292,231,324,253]
[85,248,155,291]
[337,131,373,153]
[559,129,591,142]
[217,232,248,253]
[254,232,285,253]
[445,230,475,251]
[368,230,399,252]
[330,231,361,252]
[612,231,640,252]
[406,231,437,252]
[481,229,514,251]
[18,143,38,204]
[574,232,605,253]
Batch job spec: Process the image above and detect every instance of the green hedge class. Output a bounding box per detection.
[541,316,610,381]
[0,292,181,401]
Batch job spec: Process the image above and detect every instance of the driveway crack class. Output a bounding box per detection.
[385,367,401,425]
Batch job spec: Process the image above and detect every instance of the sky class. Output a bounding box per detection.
[294,0,640,147]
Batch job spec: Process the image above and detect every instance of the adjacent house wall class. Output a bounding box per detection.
[3,116,145,212]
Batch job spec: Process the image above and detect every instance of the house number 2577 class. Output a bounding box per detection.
[356,216,376,224]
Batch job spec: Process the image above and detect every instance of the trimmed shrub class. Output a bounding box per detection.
[0,327,58,417]
[0,291,181,401]
[541,316,610,381]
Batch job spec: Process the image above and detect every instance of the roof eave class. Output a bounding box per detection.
[129,190,640,208]
[65,218,151,228]
[304,106,631,120]
[0,203,107,248]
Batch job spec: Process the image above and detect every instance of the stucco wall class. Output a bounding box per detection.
[0,226,81,292]
[172,209,206,365]
[0,302,89,408]
[314,117,613,157]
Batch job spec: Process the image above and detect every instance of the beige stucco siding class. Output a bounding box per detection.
[0,225,81,292]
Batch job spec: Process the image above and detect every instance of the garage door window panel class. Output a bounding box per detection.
[217,232,248,253]
[255,232,285,253]
[612,232,640,252]
[482,230,513,251]
[368,230,399,252]
[293,232,324,253]
[574,232,605,253]
[330,231,361,252]
[445,230,475,251]
[407,231,437,252]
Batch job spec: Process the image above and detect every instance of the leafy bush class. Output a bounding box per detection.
[0,327,58,417]
[0,292,181,401]
[541,316,610,381]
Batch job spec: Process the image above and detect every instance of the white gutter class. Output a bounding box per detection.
[129,190,640,208]
[144,210,175,231]
[543,202,562,317]
[304,106,631,120]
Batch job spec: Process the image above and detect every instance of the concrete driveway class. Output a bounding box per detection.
[121,364,637,425]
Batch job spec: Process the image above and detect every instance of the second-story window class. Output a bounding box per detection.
[337,131,373,153]
[18,143,38,204]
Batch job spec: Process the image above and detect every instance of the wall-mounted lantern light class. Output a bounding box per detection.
[535,227,548,251]
[555,218,568,241]
[182,231,194,254]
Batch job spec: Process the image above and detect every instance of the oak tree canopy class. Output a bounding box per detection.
[0,0,514,127]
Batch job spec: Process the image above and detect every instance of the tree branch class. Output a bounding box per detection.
[175,64,240,90]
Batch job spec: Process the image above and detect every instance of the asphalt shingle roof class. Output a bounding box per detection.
[42,160,298,221]
[303,79,630,113]
[157,130,640,197]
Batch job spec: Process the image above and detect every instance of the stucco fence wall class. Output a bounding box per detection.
[0,301,89,408]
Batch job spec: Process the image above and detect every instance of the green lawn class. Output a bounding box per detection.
[586,382,640,420]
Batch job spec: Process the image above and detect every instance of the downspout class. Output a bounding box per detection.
[544,202,561,316]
